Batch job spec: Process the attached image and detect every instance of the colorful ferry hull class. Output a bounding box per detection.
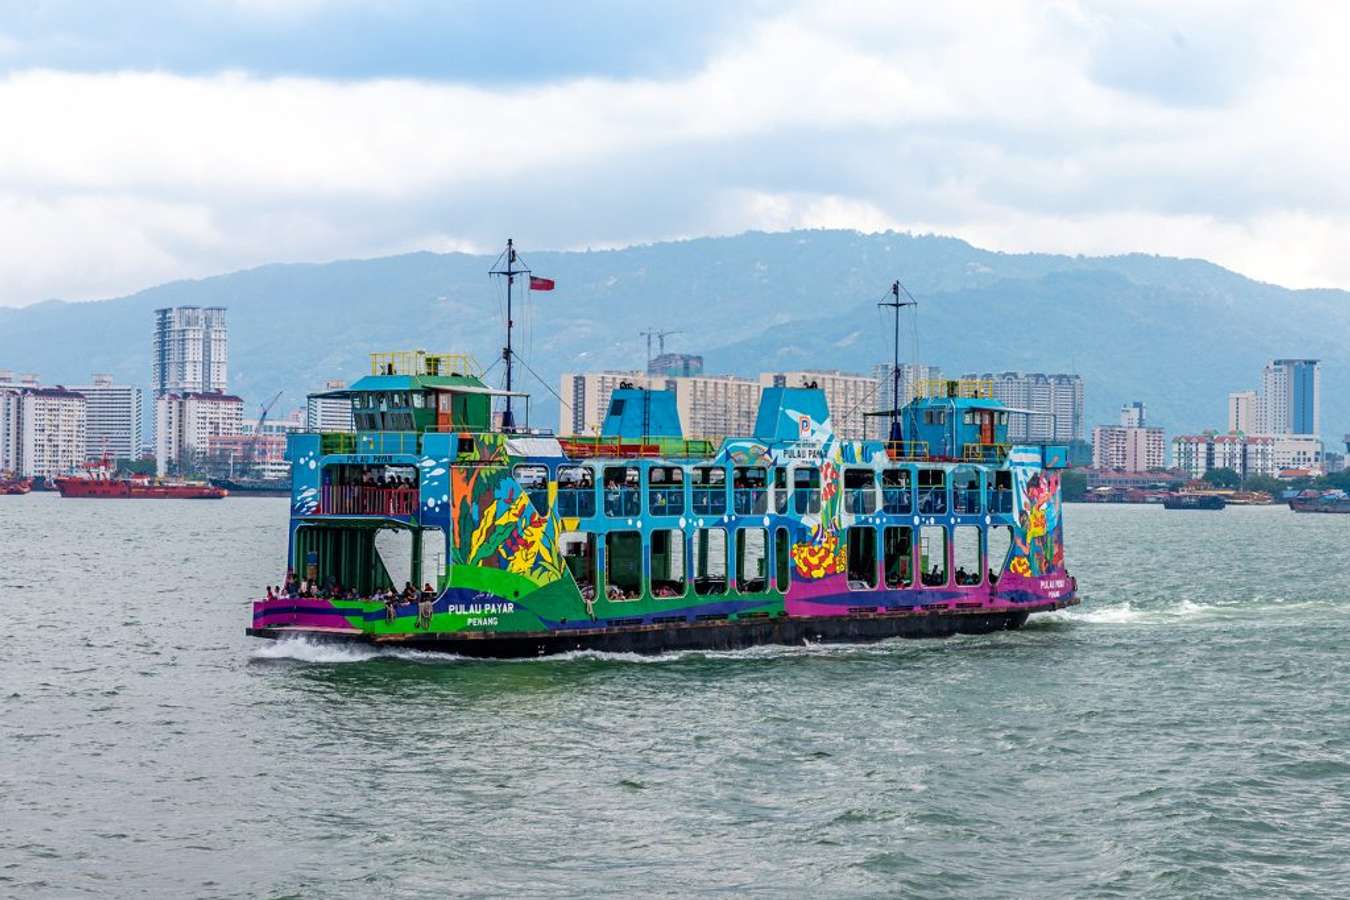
[249,371,1077,657]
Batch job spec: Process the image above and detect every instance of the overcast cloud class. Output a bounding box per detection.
[0,0,1346,306]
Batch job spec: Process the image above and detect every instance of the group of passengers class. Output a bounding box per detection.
[355,469,417,489]
[379,581,437,628]
[269,573,360,600]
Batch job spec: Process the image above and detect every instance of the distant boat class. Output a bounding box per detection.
[211,476,290,497]
[1288,491,1350,514]
[54,458,227,500]
[0,476,31,495]
[1162,492,1226,510]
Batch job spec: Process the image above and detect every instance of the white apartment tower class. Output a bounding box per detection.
[306,380,356,433]
[155,391,244,475]
[1227,390,1258,434]
[966,372,1084,443]
[152,306,228,397]
[69,373,144,461]
[0,386,88,479]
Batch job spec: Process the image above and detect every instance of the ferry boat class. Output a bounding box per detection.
[247,247,1077,657]
[55,458,227,499]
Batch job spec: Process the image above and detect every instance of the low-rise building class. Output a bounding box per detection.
[1091,424,1165,472]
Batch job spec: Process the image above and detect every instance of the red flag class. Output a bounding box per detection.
[529,276,555,291]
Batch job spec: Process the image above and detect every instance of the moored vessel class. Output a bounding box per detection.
[1162,492,1226,510]
[0,476,32,495]
[55,459,227,499]
[247,245,1078,657]
[1288,490,1350,514]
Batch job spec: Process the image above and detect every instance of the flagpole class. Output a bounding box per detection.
[490,238,529,432]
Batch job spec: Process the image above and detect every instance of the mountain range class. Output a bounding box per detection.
[2,229,1346,442]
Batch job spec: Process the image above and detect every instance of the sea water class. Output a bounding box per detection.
[3,495,1349,897]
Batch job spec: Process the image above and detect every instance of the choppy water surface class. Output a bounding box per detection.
[3,496,1349,898]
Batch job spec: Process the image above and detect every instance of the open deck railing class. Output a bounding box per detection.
[884,440,931,460]
[560,437,717,459]
[320,485,419,517]
[962,443,1010,463]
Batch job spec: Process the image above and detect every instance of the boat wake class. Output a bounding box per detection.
[1046,596,1342,626]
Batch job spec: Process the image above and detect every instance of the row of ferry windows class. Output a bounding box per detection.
[517,464,1015,518]
[562,525,1015,600]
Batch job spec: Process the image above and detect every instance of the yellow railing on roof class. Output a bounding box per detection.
[369,350,483,378]
[914,378,995,400]
[962,442,1010,463]
[884,440,930,460]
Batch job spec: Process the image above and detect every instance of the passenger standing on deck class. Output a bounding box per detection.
[417,584,434,629]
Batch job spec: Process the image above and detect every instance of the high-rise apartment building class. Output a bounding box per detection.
[68,373,143,461]
[1119,401,1147,428]
[1227,390,1258,433]
[152,306,228,397]
[0,385,87,478]
[1092,423,1165,472]
[306,380,356,433]
[671,374,762,439]
[155,391,244,475]
[760,370,877,440]
[1258,359,1320,435]
[965,372,1084,442]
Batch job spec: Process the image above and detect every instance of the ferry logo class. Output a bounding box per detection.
[799,416,811,437]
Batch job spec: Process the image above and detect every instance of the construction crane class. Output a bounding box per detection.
[246,391,284,473]
[640,328,683,371]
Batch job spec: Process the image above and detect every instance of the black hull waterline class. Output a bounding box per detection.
[248,597,1078,659]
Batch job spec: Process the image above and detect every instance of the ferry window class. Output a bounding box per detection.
[988,526,1013,584]
[953,467,981,514]
[562,532,597,602]
[924,409,946,425]
[649,529,686,597]
[883,526,914,588]
[412,393,426,409]
[963,411,975,425]
[998,412,1009,426]
[609,398,626,417]
[736,527,768,593]
[387,411,416,431]
[920,526,948,587]
[918,469,947,514]
[844,468,876,514]
[992,470,1013,514]
[733,466,768,515]
[775,527,790,591]
[846,526,878,590]
[605,531,642,600]
[953,526,982,585]
[694,527,728,596]
[513,464,550,512]
[648,466,684,516]
[773,467,788,514]
[793,467,821,514]
[882,468,912,514]
[603,466,640,517]
[557,466,596,518]
[692,466,727,515]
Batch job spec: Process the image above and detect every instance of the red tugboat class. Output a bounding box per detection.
[0,475,32,495]
[54,458,227,499]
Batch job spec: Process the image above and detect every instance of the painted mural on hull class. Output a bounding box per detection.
[256,397,1071,639]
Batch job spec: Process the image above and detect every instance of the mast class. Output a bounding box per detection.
[878,280,917,443]
[489,238,529,432]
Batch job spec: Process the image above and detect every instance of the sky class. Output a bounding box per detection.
[1,0,1347,307]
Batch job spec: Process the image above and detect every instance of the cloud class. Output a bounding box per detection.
[0,0,1348,305]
